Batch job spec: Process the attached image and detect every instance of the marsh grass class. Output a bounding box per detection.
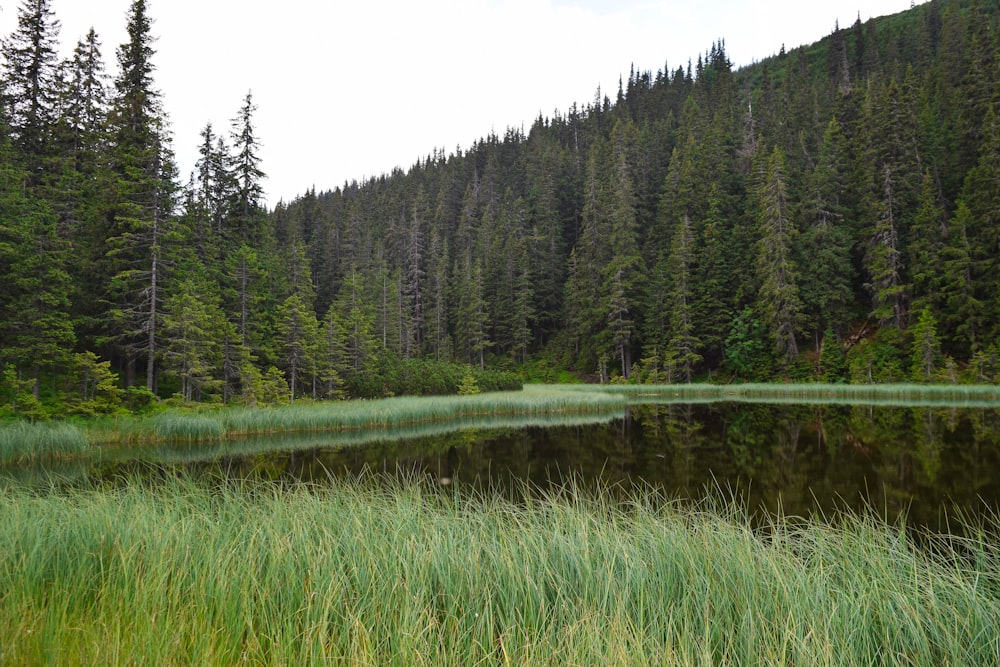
[580,382,1000,406]
[0,421,89,465]
[129,410,621,465]
[6,383,1000,458]
[1,477,998,665]
[90,386,628,446]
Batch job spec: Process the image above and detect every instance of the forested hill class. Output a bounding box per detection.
[2,0,1000,417]
[271,0,1000,384]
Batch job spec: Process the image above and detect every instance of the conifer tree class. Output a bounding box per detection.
[276,292,319,401]
[1,0,61,171]
[0,153,75,399]
[937,201,984,355]
[753,146,802,361]
[161,277,225,401]
[104,0,178,390]
[228,90,265,245]
[797,118,854,340]
[907,171,947,317]
[664,214,702,382]
[910,307,942,382]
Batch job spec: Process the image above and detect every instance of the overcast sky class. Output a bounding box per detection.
[2,0,920,206]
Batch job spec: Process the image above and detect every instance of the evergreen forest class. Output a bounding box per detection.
[2,0,1000,418]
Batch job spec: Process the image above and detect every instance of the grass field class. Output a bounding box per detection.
[1,476,997,665]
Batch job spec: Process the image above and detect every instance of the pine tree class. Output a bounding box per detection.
[275,293,319,401]
[960,105,1000,343]
[937,202,984,355]
[402,187,428,358]
[160,277,225,401]
[600,119,645,378]
[797,118,854,339]
[0,154,75,399]
[909,307,942,382]
[329,266,376,374]
[104,0,178,391]
[664,214,702,382]
[864,164,907,329]
[907,171,947,317]
[453,251,490,369]
[753,146,802,361]
[228,90,266,245]
[1,0,61,171]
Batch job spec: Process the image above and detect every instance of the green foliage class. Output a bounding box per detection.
[818,328,849,382]
[457,366,480,395]
[343,353,520,399]
[910,307,943,382]
[2,478,999,664]
[4,0,1000,416]
[67,352,124,416]
[847,327,907,384]
[724,307,773,380]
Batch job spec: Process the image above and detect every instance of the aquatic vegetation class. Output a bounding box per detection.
[0,477,997,665]
[580,382,1000,407]
[0,421,89,465]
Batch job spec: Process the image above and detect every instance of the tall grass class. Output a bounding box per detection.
[88,386,628,446]
[128,410,621,466]
[7,383,1000,455]
[0,421,89,465]
[574,382,1000,407]
[219,386,627,435]
[1,477,998,665]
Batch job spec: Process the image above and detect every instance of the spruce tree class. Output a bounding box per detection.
[909,307,942,382]
[228,90,266,245]
[797,118,854,340]
[664,213,702,382]
[753,146,802,362]
[1,0,61,172]
[104,0,178,391]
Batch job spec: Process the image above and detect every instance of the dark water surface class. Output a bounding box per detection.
[158,401,1000,530]
[11,401,1000,530]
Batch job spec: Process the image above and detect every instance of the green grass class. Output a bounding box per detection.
[574,382,1000,407]
[126,410,621,466]
[4,383,1000,460]
[0,477,997,665]
[0,421,89,465]
[98,386,628,445]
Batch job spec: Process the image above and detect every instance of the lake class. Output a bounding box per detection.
[48,398,999,532]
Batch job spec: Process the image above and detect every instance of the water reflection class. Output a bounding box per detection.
[6,402,1000,530]
[199,402,1000,529]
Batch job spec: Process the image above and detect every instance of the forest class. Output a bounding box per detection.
[1,0,999,418]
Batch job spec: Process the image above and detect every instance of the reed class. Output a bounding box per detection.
[180,387,626,441]
[0,421,89,465]
[1,477,997,665]
[573,382,1000,406]
[8,383,1000,455]
[124,410,621,466]
[147,413,226,442]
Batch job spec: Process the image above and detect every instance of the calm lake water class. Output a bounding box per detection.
[10,400,1000,530]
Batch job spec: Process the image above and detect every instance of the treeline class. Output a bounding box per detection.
[270,0,1000,385]
[1,0,999,419]
[0,0,516,418]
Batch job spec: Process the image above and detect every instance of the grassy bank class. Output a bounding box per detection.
[1,477,997,665]
[0,386,626,463]
[592,382,1000,406]
[0,421,89,465]
[3,383,1000,465]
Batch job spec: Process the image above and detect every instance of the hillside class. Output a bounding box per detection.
[1,0,999,416]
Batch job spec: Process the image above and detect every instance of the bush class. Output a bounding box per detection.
[343,353,521,398]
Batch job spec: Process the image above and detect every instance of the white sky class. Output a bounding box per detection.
[1,0,919,206]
